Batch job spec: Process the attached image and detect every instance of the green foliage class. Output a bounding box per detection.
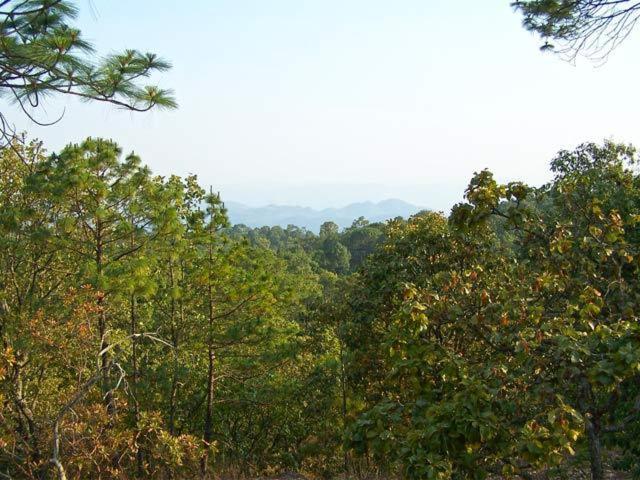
[512,0,640,59]
[3,136,640,480]
[347,141,640,479]
[0,1,175,145]
[0,136,331,479]
[341,217,385,270]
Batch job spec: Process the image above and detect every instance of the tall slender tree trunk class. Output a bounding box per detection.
[201,336,215,478]
[204,274,216,447]
[580,379,604,480]
[339,337,348,471]
[128,219,144,477]
[130,298,137,381]
[130,293,144,477]
[165,261,182,480]
[11,357,40,464]
[585,415,604,480]
[168,261,178,436]
[201,204,216,479]
[96,221,115,416]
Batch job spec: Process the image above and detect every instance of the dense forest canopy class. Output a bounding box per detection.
[2,2,640,480]
[1,137,640,479]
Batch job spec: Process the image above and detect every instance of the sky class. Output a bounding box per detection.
[8,0,640,211]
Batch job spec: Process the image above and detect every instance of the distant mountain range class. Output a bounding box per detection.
[225,199,425,231]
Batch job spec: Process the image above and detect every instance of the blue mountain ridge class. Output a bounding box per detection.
[225,199,424,232]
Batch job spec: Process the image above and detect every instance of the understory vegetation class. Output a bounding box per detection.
[1,137,639,479]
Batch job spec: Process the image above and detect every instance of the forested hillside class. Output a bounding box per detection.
[2,137,640,479]
[3,1,640,479]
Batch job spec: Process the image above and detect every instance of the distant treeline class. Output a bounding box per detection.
[227,218,388,274]
[224,199,423,232]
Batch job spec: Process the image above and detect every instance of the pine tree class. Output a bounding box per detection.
[0,1,175,146]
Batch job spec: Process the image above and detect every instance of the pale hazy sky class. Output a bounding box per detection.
[8,1,640,210]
